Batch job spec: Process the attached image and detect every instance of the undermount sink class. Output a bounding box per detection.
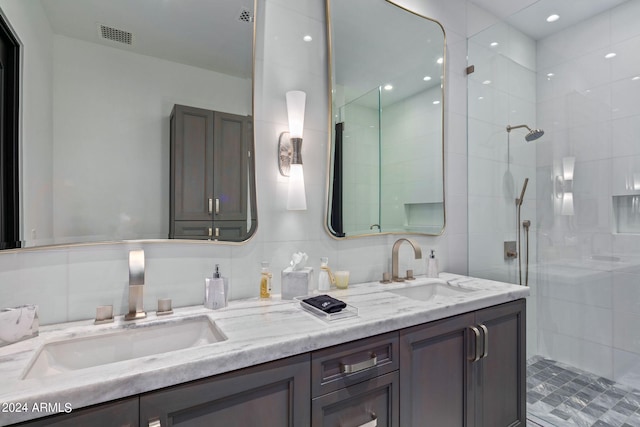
[389,282,477,302]
[22,315,226,379]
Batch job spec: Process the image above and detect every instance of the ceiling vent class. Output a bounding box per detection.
[98,24,133,45]
[237,8,253,23]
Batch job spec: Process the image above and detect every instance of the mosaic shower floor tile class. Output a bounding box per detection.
[527,356,640,427]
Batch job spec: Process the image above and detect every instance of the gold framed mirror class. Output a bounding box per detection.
[325,0,446,238]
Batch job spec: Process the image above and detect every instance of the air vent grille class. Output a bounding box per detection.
[238,8,253,23]
[98,24,133,45]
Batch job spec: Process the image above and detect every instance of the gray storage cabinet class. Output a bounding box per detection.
[169,105,254,241]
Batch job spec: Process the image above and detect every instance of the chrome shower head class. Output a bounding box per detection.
[525,128,544,141]
[506,124,544,142]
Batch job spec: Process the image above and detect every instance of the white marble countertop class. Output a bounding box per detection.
[0,273,529,425]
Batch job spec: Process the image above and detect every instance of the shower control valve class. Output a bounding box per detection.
[504,241,518,260]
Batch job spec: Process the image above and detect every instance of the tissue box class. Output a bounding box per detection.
[281,267,313,300]
[0,305,39,347]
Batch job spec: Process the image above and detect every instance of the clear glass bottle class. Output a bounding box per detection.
[260,261,272,299]
[318,257,334,292]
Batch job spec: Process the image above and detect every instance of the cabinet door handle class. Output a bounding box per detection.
[148,418,161,427]
[347,412,377,427]
[340,353,377,374]
[468,326,481,362]
[215,227,220,238]
[208,198,213,215]
[479,324,489,359]
[208,227,213,237]
[215,198,220,214]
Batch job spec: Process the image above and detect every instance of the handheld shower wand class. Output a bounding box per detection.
[516,178,529,286]
[517,178,528,207]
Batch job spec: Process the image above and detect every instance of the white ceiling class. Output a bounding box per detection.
[40,0,254,79]
[332,0,444,108]
[470,0,630,40]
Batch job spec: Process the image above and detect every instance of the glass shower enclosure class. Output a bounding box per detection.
[467,0,640,425]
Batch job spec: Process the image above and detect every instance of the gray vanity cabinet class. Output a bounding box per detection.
[169,105,254,241]
[138,354,311,427]
[399,299,526,427]
[8,299,525,427]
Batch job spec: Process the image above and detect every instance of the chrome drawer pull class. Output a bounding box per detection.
[208,198,213,214]
[148,418,161,427]
[340,353,377,374]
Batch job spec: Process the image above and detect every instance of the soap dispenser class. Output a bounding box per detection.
[427,250,439,278]
[205,264,227,310]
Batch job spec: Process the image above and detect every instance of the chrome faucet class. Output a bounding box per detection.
[391,238,423,282]
[125,249,147,320]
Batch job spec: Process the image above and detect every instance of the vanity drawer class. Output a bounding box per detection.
[311,331,399,397]
[312,371,399,427]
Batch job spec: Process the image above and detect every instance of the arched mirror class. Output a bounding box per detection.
[7,0,257,248]
[325,0,446,238]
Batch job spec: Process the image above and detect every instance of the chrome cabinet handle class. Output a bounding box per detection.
[468,326,481,362]
[215,227,220,238]
[208,227,213,237]
[340,353,377,374]
[215,198,220,214]
[208,198,213,215]
[148,418,161,427]
[479,324,489,359]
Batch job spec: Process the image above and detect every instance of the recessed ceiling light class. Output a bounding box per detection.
[436,57,443,65]
[303,35,312,42]
[423,76,432,81]
[546,14,560,23]
[605,52,616,59]
[633,76,640,81]
[490,42,499,47]
[383,84,393,91]
[478,96,484,100]
[433,100,440,105]
[547,73,555,77]
[482,80,491,85]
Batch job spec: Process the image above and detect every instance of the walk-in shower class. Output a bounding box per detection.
[469,1,640,426]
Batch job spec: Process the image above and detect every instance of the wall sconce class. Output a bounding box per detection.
[555,156,575,215]
[278,90,307,210]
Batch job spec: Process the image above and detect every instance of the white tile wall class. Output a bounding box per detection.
[0,0,470,325]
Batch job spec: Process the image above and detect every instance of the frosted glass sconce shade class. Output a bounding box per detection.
[561,192,574,215]
[562,157,575,180]
[287,164,307,210]
[286,91,306,139]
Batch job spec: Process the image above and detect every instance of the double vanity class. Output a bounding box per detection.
[0,273,528,426]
